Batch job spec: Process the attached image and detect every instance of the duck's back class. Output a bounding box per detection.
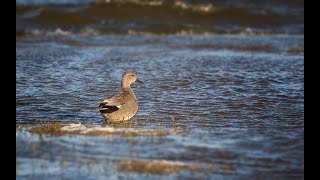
[99,88,138,121]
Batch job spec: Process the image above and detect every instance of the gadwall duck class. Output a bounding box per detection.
[98,71,143,122]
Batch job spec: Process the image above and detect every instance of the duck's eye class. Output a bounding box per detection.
[130,75,135,77]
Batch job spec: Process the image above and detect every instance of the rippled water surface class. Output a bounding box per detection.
[16,0,304,36]
[16,34,304,179]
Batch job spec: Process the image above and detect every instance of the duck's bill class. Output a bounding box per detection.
[136,79,143,84]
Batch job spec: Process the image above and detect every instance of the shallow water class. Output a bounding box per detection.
[16,34,304,179]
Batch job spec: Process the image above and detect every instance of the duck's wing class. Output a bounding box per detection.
[98,91,130,107]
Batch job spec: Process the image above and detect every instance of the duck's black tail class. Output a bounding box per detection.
[98,103,119,113]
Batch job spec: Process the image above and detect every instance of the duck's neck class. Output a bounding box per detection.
[121,81,137,101]
[121,81,131,89]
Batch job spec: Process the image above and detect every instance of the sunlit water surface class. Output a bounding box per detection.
[16,34,304,179]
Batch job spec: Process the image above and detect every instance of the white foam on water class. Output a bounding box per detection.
[174,0,216,13]
[59,123,187,136]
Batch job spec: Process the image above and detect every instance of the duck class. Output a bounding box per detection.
[97,71,143,122]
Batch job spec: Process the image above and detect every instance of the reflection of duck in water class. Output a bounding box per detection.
[98,71,143,122]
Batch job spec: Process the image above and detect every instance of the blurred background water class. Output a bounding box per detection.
[16,0,304,179]
[16,0,304,36]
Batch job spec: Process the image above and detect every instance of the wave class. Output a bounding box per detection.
[96,0,217,13]
[97,0,164,7]
[16,0,304,37]
[16,0,93,5]
[17,27,293,38]
[173,0,215,13]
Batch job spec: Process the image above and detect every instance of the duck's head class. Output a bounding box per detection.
[121,71,143,87]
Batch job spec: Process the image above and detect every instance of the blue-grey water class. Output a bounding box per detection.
[16,0,304,179]
[16,34,304,179]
